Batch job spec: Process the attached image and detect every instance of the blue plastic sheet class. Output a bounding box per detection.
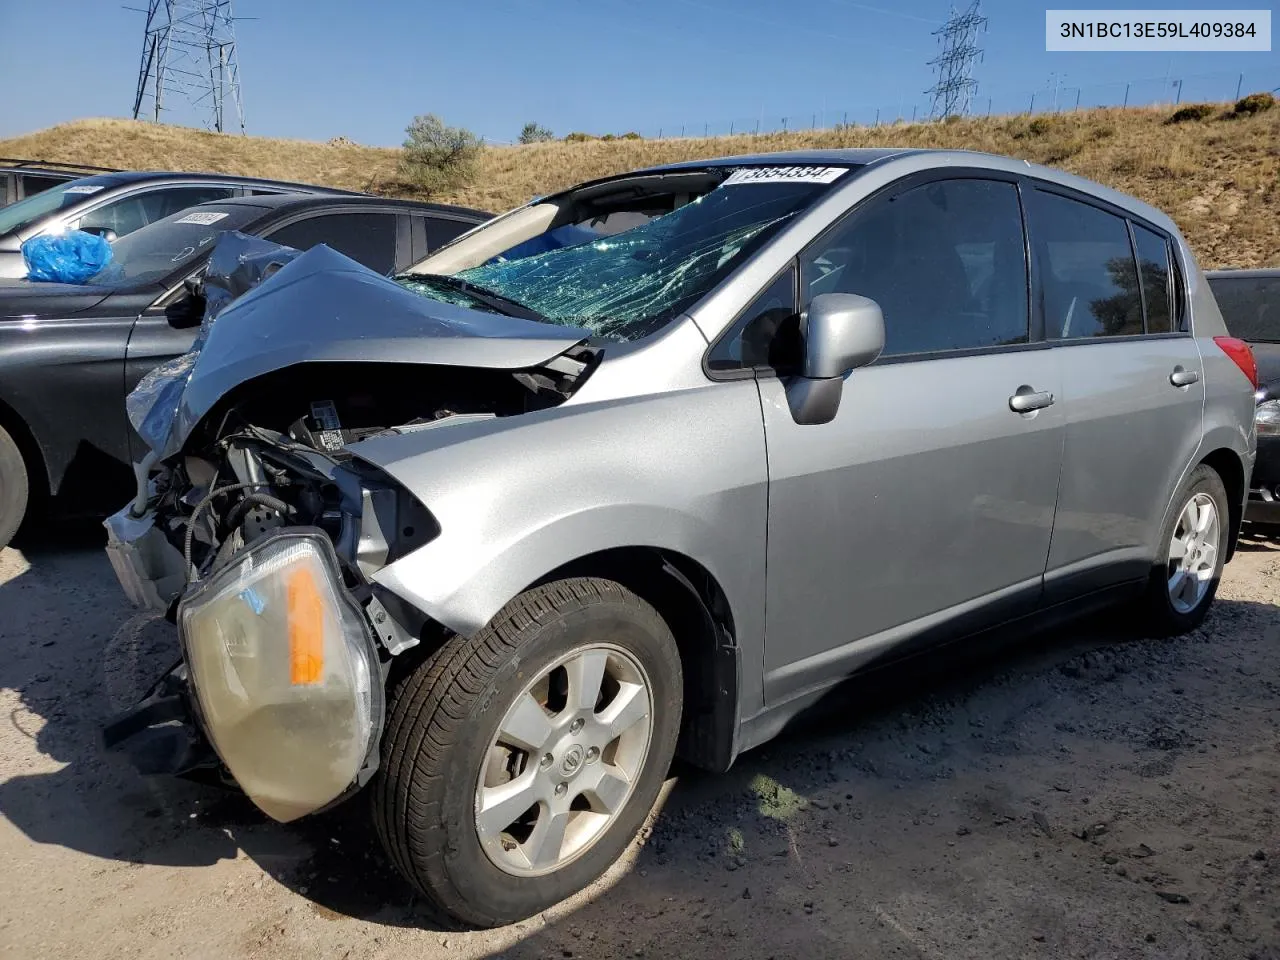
[22,230,113,283]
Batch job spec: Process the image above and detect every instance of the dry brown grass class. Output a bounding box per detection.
[3,105,1278,267]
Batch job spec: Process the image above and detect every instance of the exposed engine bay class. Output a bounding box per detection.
[138,346,597,600]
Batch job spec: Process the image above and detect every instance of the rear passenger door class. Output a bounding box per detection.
[1025,186,1204,601]
[264,210,402,274]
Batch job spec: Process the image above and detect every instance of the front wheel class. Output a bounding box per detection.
[1138,463,1229,637]
[372,577,682,927]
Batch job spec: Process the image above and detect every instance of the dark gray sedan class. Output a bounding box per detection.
[0,192,489,546]
[0,169,361,278]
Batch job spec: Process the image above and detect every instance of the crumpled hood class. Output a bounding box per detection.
[129,232,590,460]
[0,279,113,318]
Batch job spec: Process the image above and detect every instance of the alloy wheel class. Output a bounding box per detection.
[474,643,654,877]
[1167,491,1220,615]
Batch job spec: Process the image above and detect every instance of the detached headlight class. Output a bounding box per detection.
[1256,399,1280,437]
[179,530,382,822]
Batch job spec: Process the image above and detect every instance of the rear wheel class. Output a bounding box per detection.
[1138,463,1228,637]
[372,577,682,927]
[0,423,28,550]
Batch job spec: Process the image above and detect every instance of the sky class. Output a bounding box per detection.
[1,0,1275,145]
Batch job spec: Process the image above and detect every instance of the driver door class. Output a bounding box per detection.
[752,174,1065,702]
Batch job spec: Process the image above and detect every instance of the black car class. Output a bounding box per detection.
[0,170,365,278]
[0,158,119,207]
[0,193,491,547]
[1206,268,1280,522]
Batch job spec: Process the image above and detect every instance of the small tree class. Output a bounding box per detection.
[518,121,554,144]
[399,114,482,196]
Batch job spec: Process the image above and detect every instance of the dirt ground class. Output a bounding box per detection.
[1,525,1277,960]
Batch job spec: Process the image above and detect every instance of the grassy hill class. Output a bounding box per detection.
[2,105,1277,268]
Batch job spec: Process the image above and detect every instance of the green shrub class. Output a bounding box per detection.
[1165,103,1216,124]
[601,133,617,141]
[518,121,554,144]
[563,131,596,142]
[399,114,481,196]
[1233,91,1276,116]
[621,131,642,140]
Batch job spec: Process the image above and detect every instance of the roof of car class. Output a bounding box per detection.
[52,169,364,194]
[644,148,924,172]
[200,193,492,220]
[1205,268,1280,279]
[639,148,1179,238]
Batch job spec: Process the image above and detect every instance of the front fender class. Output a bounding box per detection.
[351,371,771,718]
[372,502,734,636]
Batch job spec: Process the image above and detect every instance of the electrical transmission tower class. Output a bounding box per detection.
[131,0,246,134]
[925,2,987,119]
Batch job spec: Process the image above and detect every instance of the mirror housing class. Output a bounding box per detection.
[786,293,885,425]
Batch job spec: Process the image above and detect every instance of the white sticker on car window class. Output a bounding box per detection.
[722,166,848,186]
[63,184,105,195]
[173,211,230,225]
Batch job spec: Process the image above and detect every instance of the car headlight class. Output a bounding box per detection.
[1256,399,1280,437]
[179,530,382,822]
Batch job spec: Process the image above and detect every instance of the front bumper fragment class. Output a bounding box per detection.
[101,662,219,778]
[104,504,187,614]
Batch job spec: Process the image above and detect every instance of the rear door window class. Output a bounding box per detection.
[19,174,70,199]
[266,211,397,274]
[1209,276,1280,342]
[1026,190,1143,339]
[423,215,476,251]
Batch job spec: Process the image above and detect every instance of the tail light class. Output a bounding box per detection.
[1213,336,1258,390]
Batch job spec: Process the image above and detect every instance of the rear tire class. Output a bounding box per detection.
[372,577,682,928]
[1138,463,1228,637]
[0,423,28,551]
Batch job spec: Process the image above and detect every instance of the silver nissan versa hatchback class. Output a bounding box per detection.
[103,149,1256,927]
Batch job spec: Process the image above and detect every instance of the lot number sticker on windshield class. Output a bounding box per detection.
[174,211,230,225]
[63,185,105,195]
[722,166,848,186]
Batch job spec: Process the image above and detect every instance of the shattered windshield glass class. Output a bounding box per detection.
[398,168,848,341]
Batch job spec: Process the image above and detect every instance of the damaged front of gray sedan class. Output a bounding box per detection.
[102,148,1248,927]
[102,155,878,926]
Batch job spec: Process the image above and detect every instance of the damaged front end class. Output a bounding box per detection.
[103,232,598,821]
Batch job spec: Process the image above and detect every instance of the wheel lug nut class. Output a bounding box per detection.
[585,746,600,763]
[569,718,584,734]
[540,753,553,769]
[555,782,567,796]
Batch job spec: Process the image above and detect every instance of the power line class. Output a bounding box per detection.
[129,0,246,134]
[925,1,987,118]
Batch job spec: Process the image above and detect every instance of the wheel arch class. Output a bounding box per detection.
[527,547,742,773]
[1199,446,1246,561]
[0,393,49,504]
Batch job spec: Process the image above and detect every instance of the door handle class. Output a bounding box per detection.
[1170,367,1200,387]
[1009,388,1055,413]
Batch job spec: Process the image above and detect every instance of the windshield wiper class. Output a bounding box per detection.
[401,273,547,323]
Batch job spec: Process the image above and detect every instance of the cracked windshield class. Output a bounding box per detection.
[398,170,847,341]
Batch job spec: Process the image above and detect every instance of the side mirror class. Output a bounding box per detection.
[79,226,118,243]
[786,293,885,425]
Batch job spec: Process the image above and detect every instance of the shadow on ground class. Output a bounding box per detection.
[3,533,1278,956]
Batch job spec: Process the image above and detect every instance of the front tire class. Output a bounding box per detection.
[0,423,29,551]
[1138,463,1229,637]
[372,577,682,927]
